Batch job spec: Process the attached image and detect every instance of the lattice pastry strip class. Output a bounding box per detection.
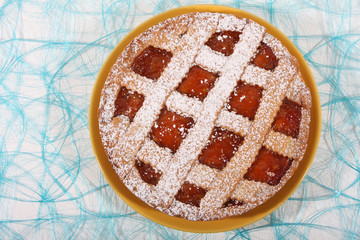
[241,65,272,89]
[110,13,220,180]
[119,13,196,68]
[286,74,312,109]
[98,12,312,221]
[111,67,154,97]
[263,33,292,59]
[231,180,272,203]
[214,76,311,220]
[217,13,247,31]
[115,14,222,207]
[137,138,172,173]
[155,19,265,209]
[215,180,272,219]
[186,164,219,190]
[99,115,130,158]
[263,130,306,159]
[215,109,251,137]
[195,46,227,73]
[200,57,297,218]
[165,91,202,120]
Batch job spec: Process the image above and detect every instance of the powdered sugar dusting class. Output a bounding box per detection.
[231,180,272,203]
[155,17,265,209]
[241,65,272,89]
[99,115,130,158]
[137,138,173,172]
[215,109,251,137]
[166,200,199,221]
[195,45,227,72]
[263,33,291,58]
[112,13,218,183]
[97,12,312,221]
[123,167,157,206]
[287,74,311,108]
[195,45,226,73]
[263,130,305,159]
[98,82,120,123]
[165,91,202,119]
[298,108,311,143]
[200,57,297,216]
[117,69,154,96]
[225,21,265,81]
[186,163,219,189]
[218,13,247,32]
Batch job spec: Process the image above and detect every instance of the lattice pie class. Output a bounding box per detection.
[98,12,311,221]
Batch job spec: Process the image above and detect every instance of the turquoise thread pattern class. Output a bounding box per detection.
[1,0,359,239]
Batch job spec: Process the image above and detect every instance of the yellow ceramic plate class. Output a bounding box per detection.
[89,5,321,233]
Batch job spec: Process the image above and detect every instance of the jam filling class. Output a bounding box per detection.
[244,147,292,186]
[205,31,242,56]
[199,127,244,170]
[251,42,278,71]
[272,98,302,138]
[175,181,207,207]
[149,108,194,153]
[222,198,244,208]
[177,65,218,101]
[226,82,263,121]
[131,46,173,80]
[135,159,162,186]
[113,86,144,121]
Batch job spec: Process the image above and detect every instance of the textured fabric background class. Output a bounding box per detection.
[1,0,359,239]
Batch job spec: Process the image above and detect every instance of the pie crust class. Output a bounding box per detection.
[98,12,311,221]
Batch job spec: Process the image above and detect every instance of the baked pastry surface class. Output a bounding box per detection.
[98,12,311,221]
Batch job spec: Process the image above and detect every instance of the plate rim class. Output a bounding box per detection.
[89,4,321,233]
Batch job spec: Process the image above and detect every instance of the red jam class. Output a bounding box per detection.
[272,98,302,138]
[135,159,162,186]
[205,31,242,56]
[199,127,244,170]
[244,147,292,186]
[149,108,194,153]
[131,46,172,80]
[175,181,207,207]
[177,65,218,101]
[226,82,263,121]
[113,87,144,121]
[222,198,244,208]
[251,42,278,71]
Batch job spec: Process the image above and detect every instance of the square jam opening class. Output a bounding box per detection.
[244,147,292,186]
[131,46,172,80]
[272,98,302,138]
[177,65,218,101]
[149,108,194,153]
[205,31,242,56]
[135,159,162,186]
[251,42,278,71]
[175,181,207,207]
[199,127,244,170]
[113,86,144,121]
[226,82,263,121]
